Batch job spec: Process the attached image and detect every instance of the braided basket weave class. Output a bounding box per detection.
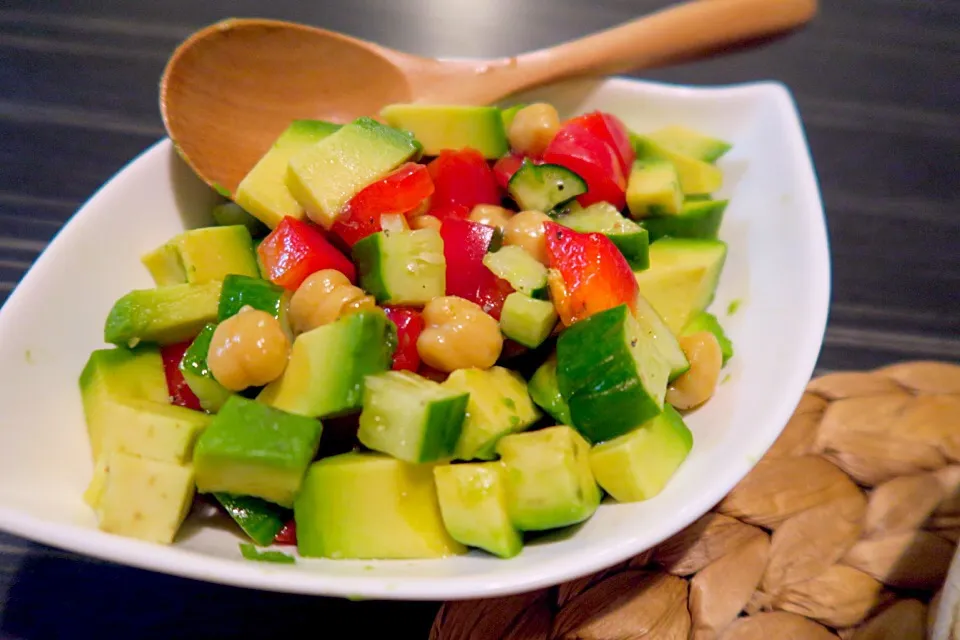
[431,361,960,639]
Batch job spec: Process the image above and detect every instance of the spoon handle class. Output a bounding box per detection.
[504,0,817,92]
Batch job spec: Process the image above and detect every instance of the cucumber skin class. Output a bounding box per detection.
[215,493,289,546]
[556,304,664,443]
[508,161,587,213]
[218,274,287,322]
[418,394,470,463]
[528,356,572,425]
[180,323,233,412]
[609,230,650,271]
[642,200,728,242]
[352,233,390,303]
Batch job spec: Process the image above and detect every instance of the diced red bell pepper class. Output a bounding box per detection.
[382,306,424,372]
[544,222,638,325]
[439,218,514,319]
[493,153,527,191]
[330,163,434,247]
[565,112,635,176]
[257,216,356,291]
[427,149,501,218]
[160,341,203,412]
[543,124,627,210]
[274,519,297,545]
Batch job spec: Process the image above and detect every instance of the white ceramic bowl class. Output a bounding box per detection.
[0,77,829,601]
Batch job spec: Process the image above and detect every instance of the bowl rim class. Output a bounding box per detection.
[0,76,831,600]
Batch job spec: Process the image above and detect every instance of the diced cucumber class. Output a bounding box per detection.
[588,405,693,502]
[634,292,689,381]
[641,199,729,242]
[104,281,222,348]
[527,354,572,425]
[258,311,395,418]
[634,238,728,334]
[212,202,269,238]
[499,293,557,349]
[482,245,548,299]
[554,202,650,271]
[357,371,469,464]
[682,311,734,365]
[443,367,541,461]
[497,426,601,531]
[507,160,586,212]
[214,493,289,546]
[217,274,290,330]
[434,462,522,559]
[626,158,683,218]
[352,228,445,306]
[556,304,671,443]
[180,323,233,412]
[631,134,722,195]
[647,125,732,163]
[193,396,323,507]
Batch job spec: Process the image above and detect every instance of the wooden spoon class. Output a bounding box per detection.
[160,0,817,195]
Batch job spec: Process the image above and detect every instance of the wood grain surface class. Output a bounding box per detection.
[0,1,957,637]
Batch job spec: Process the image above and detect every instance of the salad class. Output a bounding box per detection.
[80,102,735,561]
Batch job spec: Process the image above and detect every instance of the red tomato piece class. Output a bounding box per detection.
[565,111,636,176]
[493,153,526,191]
[543,124,627,210]
[257,217,356,291]
[543,222,638,325]
[330,163,434,247]
[274,519,297,545]
[439,218,514,319]
[427,149,501,217]
[160,341,203,411]
[382,306,425,372]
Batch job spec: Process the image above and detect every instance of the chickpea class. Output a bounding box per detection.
[417,296,503,373]
[503,210,551,265]
[666,332,723,410]
[410,214,442,231]
[207,306,290,391]
[288,269,378,335]
[468,204,514,230]
[508,103,561,157]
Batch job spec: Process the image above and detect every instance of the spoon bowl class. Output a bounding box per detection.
[161,0,818,196]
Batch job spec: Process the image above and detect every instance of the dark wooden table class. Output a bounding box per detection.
[1,1,957,637]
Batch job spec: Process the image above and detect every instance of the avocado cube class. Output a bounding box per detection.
[631,133,723,196]
[641,198,728,243]
[79,347,210,462]
[294,452,466,559]
[633,238,728,334]
[379,104,509,159]
[556,304,672,443]
[84,451,195,544]
[497,426,600,531]
[193,396,323,507]
[257,311,395,418]
[211,202,268,238]
[285,117,421,228]
[357,371,468,464]
[647,125,732,163]
[443,366,541,461]
[235,120,342,229]
[434,462,522,559]
[626,158,684,218]
[589,405,693,502]
[104,280,222,348]
[141,226,260,286]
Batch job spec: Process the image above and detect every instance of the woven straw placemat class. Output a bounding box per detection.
[431,361,960,639]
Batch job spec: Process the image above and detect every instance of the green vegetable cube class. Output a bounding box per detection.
[194,396,323,507]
